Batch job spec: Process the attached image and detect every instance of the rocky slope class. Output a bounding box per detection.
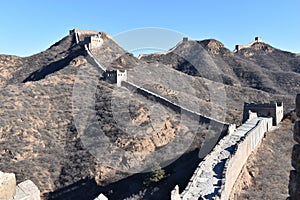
[0,31,300,199]
[140,38,300,111]
[0,35,75,86]
[0,33,208,199]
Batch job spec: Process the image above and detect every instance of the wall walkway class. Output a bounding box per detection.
[171,117,273,200]
[69,29,270,200]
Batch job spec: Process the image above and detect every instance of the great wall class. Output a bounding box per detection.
[234,37,263,52]
[71,29,229,128]
[68,29,285,200]
[0,29,287,200]
[171,116,274,200]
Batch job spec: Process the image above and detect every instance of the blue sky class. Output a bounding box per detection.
[0,0,299,56]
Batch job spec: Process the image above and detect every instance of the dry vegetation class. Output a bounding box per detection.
[0,32,300,199]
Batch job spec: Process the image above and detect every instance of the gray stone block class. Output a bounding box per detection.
[13,180,40,200]
[294,120,300,144]
[289,170,300,200]
[292,145,300,171]
[0,171,16,200]
[94,193,108,200]
[296,94,300,118]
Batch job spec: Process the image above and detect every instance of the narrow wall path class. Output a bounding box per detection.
[231,119,295,200]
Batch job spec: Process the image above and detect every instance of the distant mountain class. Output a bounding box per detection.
[140,38,300,96]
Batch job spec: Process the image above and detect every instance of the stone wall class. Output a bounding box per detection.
[116,69,127,87]
[0,171,40,200]
[88,35,104,50]
[171,116,273,200]
[243,102,283,126]
[122,80,229,131]
[289,94,300,199]
[217,117,272,200]
[74,32,80,45]
[83,44,106,74]
[70,29,99,37]
[235,37,263,51]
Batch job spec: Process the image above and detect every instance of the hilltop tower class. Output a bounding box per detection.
[242,101,283,125]
[87,34,103,49]
[255,36,263,43]
[235,37,263,51]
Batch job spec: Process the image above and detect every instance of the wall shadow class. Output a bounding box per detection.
[22,48,83,83]
[44,149,202,200]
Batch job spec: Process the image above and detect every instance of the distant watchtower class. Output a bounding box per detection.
[255,36,263,43]
[87,34,103,49]
[182,37,188,43]
[242,101,283,125]
[235,37,263,51]
[104,68,127,87]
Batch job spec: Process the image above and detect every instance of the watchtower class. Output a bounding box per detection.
[242,101,283,126]
[116,69,127,87]
[87,34,103,49]
[104,68,127,87]
[235,37,263,52]
[255,36,263,43]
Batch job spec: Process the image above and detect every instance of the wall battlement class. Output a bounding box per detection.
[68,29,281,200]
[171,115,273,200]
[70,28,100,36]
[243,101,283,125]
[70,29,127,87]
[69,28,104,49]
[171,101,281,200]
[235,37,263,51]
[87,34,103,49]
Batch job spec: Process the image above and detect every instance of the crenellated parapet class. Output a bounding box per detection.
[242,101,283,126]
[171,102,279,200]
[69,28,99,36]
[70,28,127,87]
[235,37,263,52]
[69,28,104,49]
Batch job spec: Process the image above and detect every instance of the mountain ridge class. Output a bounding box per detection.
[0,30,299,199]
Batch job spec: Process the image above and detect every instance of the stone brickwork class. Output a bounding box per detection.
[70,28,127,87]
[243,101,283,126]
[171,116,273,200]
[88,34,103,50]
[0,171,40,200]
[289,94,300,199]
[116,69,127,87]
[84,44,106,74]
